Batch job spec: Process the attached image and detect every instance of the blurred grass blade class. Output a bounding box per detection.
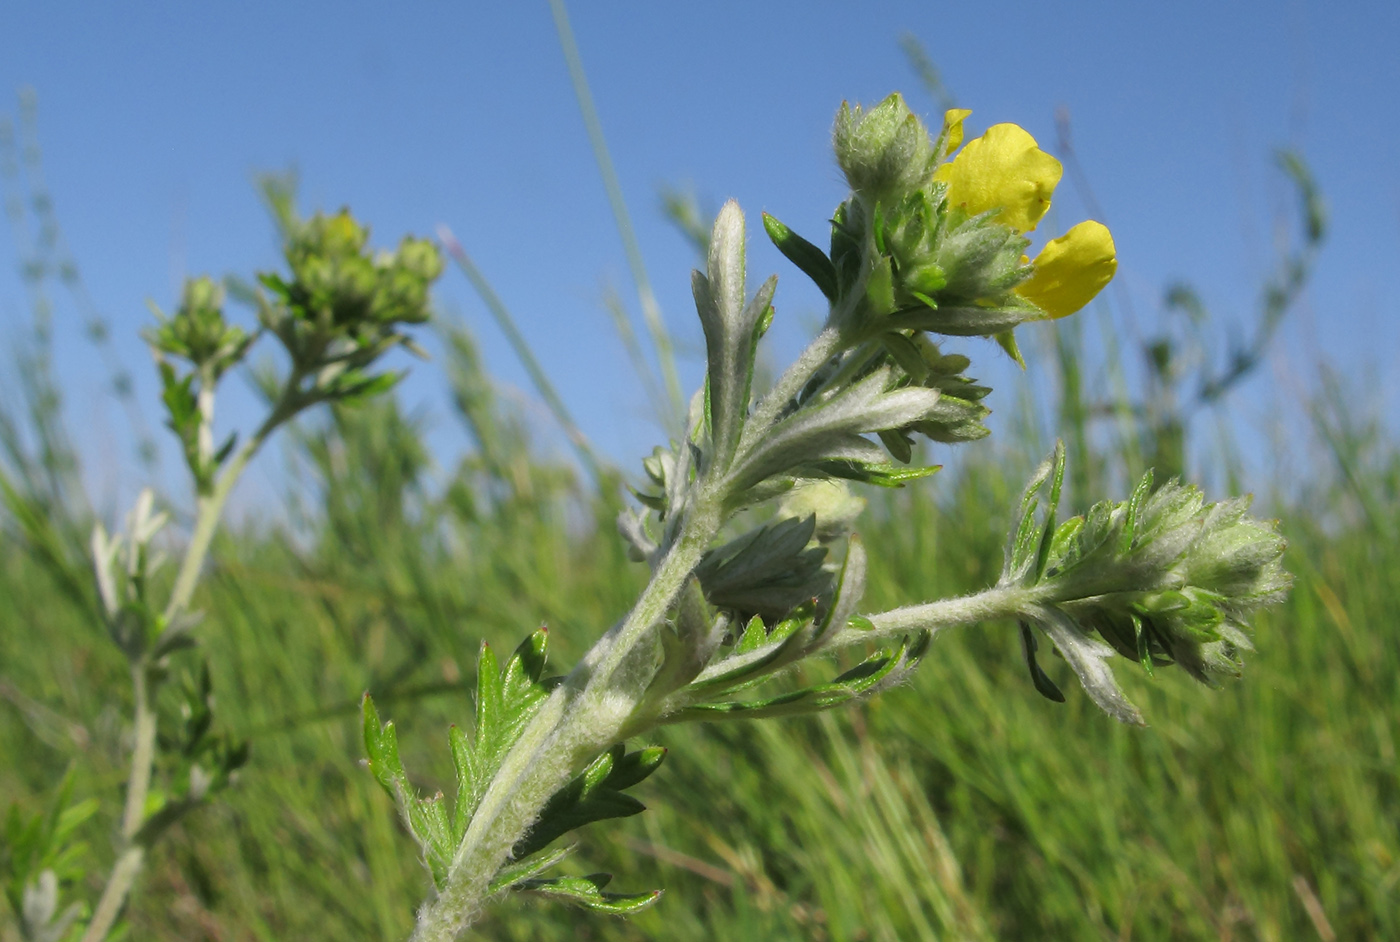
[548,0,684,430]
[438,225,610,486]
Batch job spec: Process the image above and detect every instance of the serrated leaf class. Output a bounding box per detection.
[685,608,813,697]
[518,872,663,915]
[460,630,555,827]
[361,695,409,799]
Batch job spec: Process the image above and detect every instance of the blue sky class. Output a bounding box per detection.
[2,1,1397,510]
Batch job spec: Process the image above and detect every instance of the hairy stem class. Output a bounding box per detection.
[163,386,297,620]
[77,846,144,942]
[739,325,844,454]
[410,490,725,941]
[78,663,155,942]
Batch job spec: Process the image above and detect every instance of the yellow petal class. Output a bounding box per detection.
[940,108,973,155]
[1016,220,1117,319]
[933,123,1062,233]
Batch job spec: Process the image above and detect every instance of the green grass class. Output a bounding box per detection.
[2,312,1396,940]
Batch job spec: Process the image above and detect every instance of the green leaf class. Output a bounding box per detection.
[1119,469,1156,556]
[1,766,97,921]
[363,695,453,885]
[762,213,837,301]
[488,845,576,893]
[365,629,563,889]
[458,630,556,828]
[734,614,767,653]
[1033,441,1067,582]
[685,607,813,697]
[811,535,866,648]
[512,744,666,860]
[809,458,941,487]
[517,872,663,915]
[1019,621,1065,703]
[670,631,930,723]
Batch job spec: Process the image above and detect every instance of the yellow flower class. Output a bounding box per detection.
[1015,221,1117,319]
[934,123,1062,233]
[938,108,973,155]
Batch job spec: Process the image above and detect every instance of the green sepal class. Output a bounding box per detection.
[517,872,663,915]
[994,329,1025,368]
[762,213,837,301]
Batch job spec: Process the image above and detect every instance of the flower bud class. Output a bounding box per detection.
[833,94,936,208]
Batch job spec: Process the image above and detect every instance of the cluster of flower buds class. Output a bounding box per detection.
[258,209,443,401]
[1001,445,1290,723]
[145,278,254,492]
[145,276,253,380]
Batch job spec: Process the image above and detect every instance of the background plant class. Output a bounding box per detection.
[2,180,442,941]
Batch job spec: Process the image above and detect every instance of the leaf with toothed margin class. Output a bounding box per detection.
[362,695,455,886]
[362,628,560,890]
[455,629,559,829]
[684,605,815,698]
[517,873,663,915]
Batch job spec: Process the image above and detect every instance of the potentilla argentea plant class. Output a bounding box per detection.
[1,189,443,942]
[363,94,1290,938]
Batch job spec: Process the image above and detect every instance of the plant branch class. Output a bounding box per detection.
[410,489,725,941]
[80,378,302,942]
[162,380,298,621]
